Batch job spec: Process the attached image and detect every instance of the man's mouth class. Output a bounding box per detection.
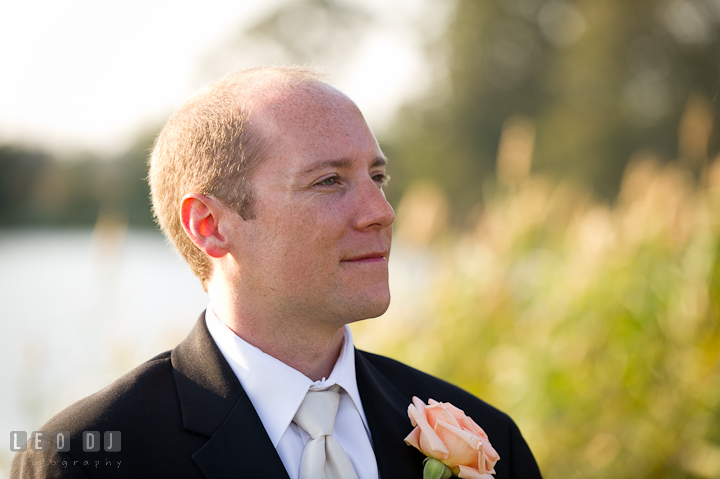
[341,252,388,263]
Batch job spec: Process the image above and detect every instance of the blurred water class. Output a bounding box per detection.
[0,228,208,474]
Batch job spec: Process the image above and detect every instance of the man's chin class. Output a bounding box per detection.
[343,293,391,323]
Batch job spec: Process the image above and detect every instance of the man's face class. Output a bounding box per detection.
[226,86,394,326]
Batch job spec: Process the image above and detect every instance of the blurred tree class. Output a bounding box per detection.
[387,0,720,222]
[0,132,157,228]
[112,130,159,227]
[0,145,52,224]
[199,0,373,84]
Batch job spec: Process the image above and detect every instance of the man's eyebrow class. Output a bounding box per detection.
[299,156,388,175]
[371,156,388,169]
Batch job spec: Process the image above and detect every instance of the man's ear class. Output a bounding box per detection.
[180,194,231,258]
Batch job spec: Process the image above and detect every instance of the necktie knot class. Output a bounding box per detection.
[293,384,359,479]
[293,386,340,439]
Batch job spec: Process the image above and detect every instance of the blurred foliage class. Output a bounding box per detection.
[199,0,373,85]
[0,132,157,227]
[200,0,720,224]
[387,0,720,223]
[354,150,720,478]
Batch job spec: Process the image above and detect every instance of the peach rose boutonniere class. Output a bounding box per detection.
[404,397,500,479]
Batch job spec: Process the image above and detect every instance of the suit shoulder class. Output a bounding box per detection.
[357,349,513,423]
[357,349,479,399]
[41,350,175,433]
[356,350,543,477]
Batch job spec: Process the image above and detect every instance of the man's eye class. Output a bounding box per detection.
[318,177,337,186]
[372,173,389,186]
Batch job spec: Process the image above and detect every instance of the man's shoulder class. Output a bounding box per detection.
[10,350,205,478]
[356,349,512,424]
[40,350,176,433]
[356,349,543,478]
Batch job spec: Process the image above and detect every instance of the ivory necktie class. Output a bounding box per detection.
[293,385,359,479]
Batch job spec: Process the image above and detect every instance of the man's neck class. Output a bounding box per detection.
[210,298,346,382]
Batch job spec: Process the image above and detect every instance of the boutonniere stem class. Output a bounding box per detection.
[424,457,453,479]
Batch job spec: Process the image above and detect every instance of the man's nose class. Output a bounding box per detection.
[354,177,395,231]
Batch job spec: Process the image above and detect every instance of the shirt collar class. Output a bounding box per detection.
[204,306,369,447]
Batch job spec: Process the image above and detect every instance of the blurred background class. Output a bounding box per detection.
[2,0,720,477]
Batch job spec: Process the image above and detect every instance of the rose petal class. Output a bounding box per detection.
[434,420,480,468]
[404,426,421,449]
[456,464,495,479]
[443,402,468,420]
[477,441,489,474]
[408,400,449,459]
[426,403,460,430]
[439,406,462,429]
[459,415,490,440]
[424,403,442,428]
[481,440,500,469]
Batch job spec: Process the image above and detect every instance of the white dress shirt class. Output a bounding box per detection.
[205,307,379,479]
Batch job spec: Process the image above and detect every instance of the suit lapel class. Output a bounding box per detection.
[355,350,426,479]
[190,392,290,478]
[172,314,290,479]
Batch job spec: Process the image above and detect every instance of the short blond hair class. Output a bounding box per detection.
[148,66,324,287]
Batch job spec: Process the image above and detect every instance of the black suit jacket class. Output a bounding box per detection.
[11,315,542,478]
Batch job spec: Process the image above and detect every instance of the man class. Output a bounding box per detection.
[11,66,542,478]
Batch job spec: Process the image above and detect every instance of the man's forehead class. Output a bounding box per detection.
[251,86,377,147]
[251,87,358,134]
[231,73,383,177]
